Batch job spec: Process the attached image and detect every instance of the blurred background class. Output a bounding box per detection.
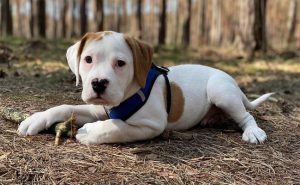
[1,0,300,56]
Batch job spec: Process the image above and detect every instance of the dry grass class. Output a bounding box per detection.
[0,41,300,184]
[1,101,299,184]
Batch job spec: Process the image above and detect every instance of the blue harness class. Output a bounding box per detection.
[104,64,171,121]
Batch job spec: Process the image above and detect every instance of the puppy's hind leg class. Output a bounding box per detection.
[206,75,267,144]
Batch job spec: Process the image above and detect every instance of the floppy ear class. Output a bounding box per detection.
[124,35,153,87]
[66,33,91,86]
[66,41,80,86]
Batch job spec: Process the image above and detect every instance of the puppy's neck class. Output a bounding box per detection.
[104,82,140,110]
[123,81,141,102]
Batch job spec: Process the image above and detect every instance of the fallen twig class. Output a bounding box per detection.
[0,106,78,145]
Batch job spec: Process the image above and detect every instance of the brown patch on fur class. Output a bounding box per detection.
[74,32,111,80]
[76,32,106,62]
[124,35,153,87]
[167,82,185,123]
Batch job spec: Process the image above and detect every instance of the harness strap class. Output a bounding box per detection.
[104,64,171,121]
[162,74,171,114]
[152,65,171,114]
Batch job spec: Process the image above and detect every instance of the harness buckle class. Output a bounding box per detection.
[153,65,169,74]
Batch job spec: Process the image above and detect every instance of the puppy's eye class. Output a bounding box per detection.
[85,56,92,64]
[117,60,126,67]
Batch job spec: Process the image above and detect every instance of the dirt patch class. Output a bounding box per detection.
[22,40,48,53]
[0,45,17,69]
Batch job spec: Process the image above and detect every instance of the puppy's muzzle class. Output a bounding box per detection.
[91,78,109,94]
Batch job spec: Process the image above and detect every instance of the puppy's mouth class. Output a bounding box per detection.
[87,96,110,105]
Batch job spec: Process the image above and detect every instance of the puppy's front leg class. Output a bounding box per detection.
[76,119,165,145]
[18,104,106,136]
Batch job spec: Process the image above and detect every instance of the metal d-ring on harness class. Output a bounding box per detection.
[103,64,171,121]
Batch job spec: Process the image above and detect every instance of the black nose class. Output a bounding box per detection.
[91,78,109,94]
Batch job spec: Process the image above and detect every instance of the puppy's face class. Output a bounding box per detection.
[66,31,153,106]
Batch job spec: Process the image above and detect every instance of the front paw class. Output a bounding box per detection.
[18,112,51,136]
[242,126,267,144]
[76,123,101,145]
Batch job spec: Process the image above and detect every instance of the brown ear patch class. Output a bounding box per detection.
[123,35,153,87]
[76,32,106,61]
[166,82,185,123]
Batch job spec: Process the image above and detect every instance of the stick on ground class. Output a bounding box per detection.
[0,107,78,145]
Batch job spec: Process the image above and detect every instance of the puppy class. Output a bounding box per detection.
[18,31,273,145]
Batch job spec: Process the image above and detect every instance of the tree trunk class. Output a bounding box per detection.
[37,0,46,38]
[182,0,192,48]
[80,0,87,36]
[158,0,167,45]
[66,0,75,38]
[149,0,157,44]
[29,0,34,38]
[199,0,207,44]
[15,0,22,36]
[286,0,297,43]
[93,0,104,31]
[122,0,127,32]
[61,0,67,38]
[53,0,57,38]
[113,0,117,30]
[0,1,2,36]
[136,0,143,39]
[239,0,267,59]
[253,0,267,52]
[1,0,13,36]
[210,0,222,46]
[174,0,180,45]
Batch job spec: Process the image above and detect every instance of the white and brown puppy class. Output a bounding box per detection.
[18,31,273,145]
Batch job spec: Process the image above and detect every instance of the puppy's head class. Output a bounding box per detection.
[66,31,153,106]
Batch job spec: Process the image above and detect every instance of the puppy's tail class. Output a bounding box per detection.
[243,92,275,110]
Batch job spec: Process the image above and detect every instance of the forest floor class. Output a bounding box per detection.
[0,37,300,184]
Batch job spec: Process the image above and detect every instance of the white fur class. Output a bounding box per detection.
[18,31,273,145]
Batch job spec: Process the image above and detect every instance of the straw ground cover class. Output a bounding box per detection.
[0,38,299,184]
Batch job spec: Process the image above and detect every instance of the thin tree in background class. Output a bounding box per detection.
[286,0,297,44]
[174,0,179,45]
[210,0,222,46]
[239,0,255,58]
[37,0,46,37]
[29,0,34,38]
[199,0,207,44]
[149,0,156,43]
[53,0,57,38]
[122,0,127,32]
[93,0,104,31]
[0,1,2,36]
[15,0,22,36]
[1,0,13,36]
[136,0,143,39]
[67,0,76,38]
[61,0,67,38]
[182,0,192,47]
[253,0,267,52]
[80,0,87,36]
[239,0,267,59]
[113,0,121,32]
[158,0,167,45]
